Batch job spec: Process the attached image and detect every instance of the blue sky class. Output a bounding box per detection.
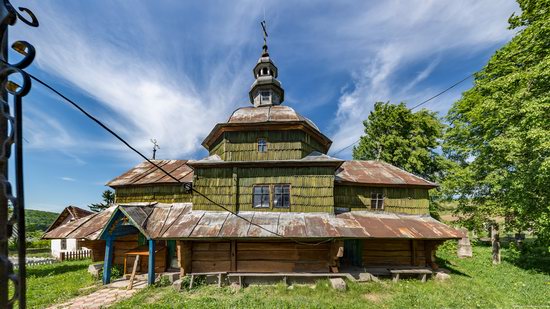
[10,0,519,213]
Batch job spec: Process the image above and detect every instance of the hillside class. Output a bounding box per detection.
[8,208,59,233]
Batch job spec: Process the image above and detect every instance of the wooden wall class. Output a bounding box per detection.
[362,239,426,267]
[334,185,430,214]
[115,185,192,204]
[193,166,335,213]
[210,130,326,161]
[178,240,334,274]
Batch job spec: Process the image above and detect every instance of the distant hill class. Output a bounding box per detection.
[26,209,59,232]
[8,208,59,233]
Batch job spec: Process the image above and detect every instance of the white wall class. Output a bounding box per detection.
[51,239,89,259]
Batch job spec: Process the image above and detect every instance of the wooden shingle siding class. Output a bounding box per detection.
[210,130,326,161]
[192,168,236,212]
[334,185,429,215]
[237,167,334,212]
[362,239,426,267]
[115,185,192,204]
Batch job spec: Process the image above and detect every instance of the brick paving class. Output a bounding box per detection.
[47,280,147,309]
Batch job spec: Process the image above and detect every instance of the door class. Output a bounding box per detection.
[342,239,363,267]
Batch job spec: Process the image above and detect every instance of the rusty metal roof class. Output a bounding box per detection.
[228,105,320,130]
[106,160,193,187]
[43,205,118,240]
[335,160,438,188]
[46,203,463,240]
[45,206,94,233]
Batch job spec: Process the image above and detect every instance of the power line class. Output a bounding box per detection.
[329,73,475,157]
[17,67,331,246]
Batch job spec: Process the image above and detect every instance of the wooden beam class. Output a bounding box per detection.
[102,236,114,285]
[148,239,156,286]
[128,255,140,290]
[411,240,417,266]
[230,240,237,272]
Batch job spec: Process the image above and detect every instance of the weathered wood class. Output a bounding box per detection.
[491,223,501,265]
[237,249,328,261]
[236,260,329,273]
[193,242,231,251]
[193,251,231,261]
[230,240,237,272]
[192,261,231,273]
[127,255,140,290]
[411,240,417,265]
[236,242,329,251]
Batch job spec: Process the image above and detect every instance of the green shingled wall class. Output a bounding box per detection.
[333,185,430,215]
[115,185,192,204]
[209,130,326,161]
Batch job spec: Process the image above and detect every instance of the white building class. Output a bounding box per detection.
[45,206,93,259]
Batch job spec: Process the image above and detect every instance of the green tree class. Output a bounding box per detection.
[444,0,550,242]
[353,102,448,180]
[88,190,115,212]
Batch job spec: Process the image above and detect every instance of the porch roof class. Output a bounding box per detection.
[45,203,464,240]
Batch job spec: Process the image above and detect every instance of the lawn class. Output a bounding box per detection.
[23,259,98,308]
[112,243,550,309]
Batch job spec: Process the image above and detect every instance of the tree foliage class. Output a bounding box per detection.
[353,102,448,181]
[444,0,550,242]
[88,190,115,212]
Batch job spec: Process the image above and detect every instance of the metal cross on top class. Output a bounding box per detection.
[260,20,268,53]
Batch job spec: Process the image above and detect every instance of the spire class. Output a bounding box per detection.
[249,20,284,107]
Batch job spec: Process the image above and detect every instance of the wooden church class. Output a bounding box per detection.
[44,36,463,286]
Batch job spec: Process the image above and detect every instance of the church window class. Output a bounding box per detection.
[371,193,384,210]
[261,91,271,102]
[258,138,268,152]
[253,185,270,208]
[273,184,290,208]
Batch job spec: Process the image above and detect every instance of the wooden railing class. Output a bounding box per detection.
[60,249,92,261]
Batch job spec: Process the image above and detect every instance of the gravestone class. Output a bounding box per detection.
[457,228,473,258]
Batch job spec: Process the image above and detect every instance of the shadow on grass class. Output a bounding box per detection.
[27,262,89,278]
[503,242,550,275]
[435,257,472,278]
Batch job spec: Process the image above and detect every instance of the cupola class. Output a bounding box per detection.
[249,23,284,107]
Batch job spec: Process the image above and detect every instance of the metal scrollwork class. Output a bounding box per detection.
[0,1,38,308]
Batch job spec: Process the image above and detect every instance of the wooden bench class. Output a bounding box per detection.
[188,272,226,288]
[389,269,433,282]
[226,272,355,286]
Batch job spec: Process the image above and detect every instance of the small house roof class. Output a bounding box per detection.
[45,203,464,241]
[44,205,94,233]
[335,160,438,188]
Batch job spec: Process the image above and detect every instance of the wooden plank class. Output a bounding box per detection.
[192,261,231,273]
[237,242,329,251]
[127,255,140,290]
[363,251,413,257]
[193,242,230,251]
[237,249,329,261]
[231,240,236,272]
[192,251,231,261]
[236,261,329,273]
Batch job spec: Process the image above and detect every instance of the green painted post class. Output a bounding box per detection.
[148,239,155,285]
[103,236,114,284]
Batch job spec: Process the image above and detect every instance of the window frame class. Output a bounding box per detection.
[60,239,67,251]
[273,184,291,209]
[252,184,291,210]
[257,138,268,153]
[370,192,384,210]
[252,185,271,209]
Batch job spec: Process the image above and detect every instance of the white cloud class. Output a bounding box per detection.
[13,1,266,159]
[321,0,519,157]
[60,177,76,182]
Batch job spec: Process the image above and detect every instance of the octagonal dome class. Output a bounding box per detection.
[228,105,319,131]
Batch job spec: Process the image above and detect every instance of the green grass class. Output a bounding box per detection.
[24,259,98,309]
[112,244,550,309]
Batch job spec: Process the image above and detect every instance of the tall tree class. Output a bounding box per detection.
[353,102,447,181]
[88,190,115,212]
[444,0,550,242]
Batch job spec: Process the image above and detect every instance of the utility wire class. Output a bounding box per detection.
[17,67,331,246]
[329,73,475,157]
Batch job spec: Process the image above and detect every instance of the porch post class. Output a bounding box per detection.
[102,235,114,284]
[148,239,155,286]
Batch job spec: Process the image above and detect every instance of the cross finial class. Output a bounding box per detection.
[260,20,268,56]
[150,139,160,160]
